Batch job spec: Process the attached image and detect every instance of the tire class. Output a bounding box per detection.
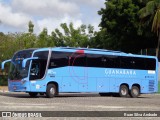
[119,85,129,97]
[29,92,38,97]
[46,84,57,98]
[130,86,140,98]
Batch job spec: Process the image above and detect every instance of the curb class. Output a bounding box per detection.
[0,90,9,93]
[0,86,8,93]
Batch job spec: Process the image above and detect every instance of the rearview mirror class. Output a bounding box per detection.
[22,57,39,68]
[1,59,11,70]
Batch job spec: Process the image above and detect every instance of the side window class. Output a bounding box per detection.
[120,56,134,69]
[69,53,86,67]
[132,57,156,70]
[132,57,145,70]
[49,52,69,68]
[145,58,156,70]
[105,55,120,68]
[30,51,49,80]
[87,54,104,67]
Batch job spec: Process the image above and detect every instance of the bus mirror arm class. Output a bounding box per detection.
[1,59,11,70]
[22,57,39,68]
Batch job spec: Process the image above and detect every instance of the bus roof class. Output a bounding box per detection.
[51,47,157,59]
[22,47,157,59]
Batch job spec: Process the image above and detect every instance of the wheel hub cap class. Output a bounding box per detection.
[133,89,138,95]
[121,89,126,95]
[50,87,55,95]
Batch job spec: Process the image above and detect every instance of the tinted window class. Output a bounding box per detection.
[70,53,86,67]
[132,57,145,70]
[49,51,69,68]
[30,51,48,80]
[13,49,34,61]
[34,51,48,59]
[145,58,156,70]
[87,54,104,67]
[120,56,134,69]
[48,51,156,70]
[105,55,120,68]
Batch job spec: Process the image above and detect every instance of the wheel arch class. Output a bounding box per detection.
[120,83,129,90]
[132,84,141,93]
[47,81,59,93]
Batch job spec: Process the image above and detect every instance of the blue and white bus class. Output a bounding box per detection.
[1,47,158,98]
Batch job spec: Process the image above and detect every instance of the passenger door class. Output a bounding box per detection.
[29,51,49,92]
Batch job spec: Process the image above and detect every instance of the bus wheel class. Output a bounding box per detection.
[130,86,140,98]
[119,85,128,97]
[29,92,38,97]
[46,84,57,98]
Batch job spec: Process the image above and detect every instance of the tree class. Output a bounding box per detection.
[51,28,65,47]
[37,28,50,47]
[139,0,160,57]
[0,33,17,61]
[51,22,95,47]
[0,32,6,61]
[28,21,34,33]
[16,33,37,49]
[98,0,156,53]
[90,29,112,49]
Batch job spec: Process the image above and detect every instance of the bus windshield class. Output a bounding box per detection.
[9,50,35,80]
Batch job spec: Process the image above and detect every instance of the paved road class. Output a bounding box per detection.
[0,92,160,120]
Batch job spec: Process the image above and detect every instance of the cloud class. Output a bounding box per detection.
[0,3,30,28]
[11,0,80,17]
[36,15,83,34]
[63,0,105,8]
[0,0,105,34]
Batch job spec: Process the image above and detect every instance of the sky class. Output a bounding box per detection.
[0,0,105,34]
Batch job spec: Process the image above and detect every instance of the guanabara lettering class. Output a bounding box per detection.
[105,69,136,75]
